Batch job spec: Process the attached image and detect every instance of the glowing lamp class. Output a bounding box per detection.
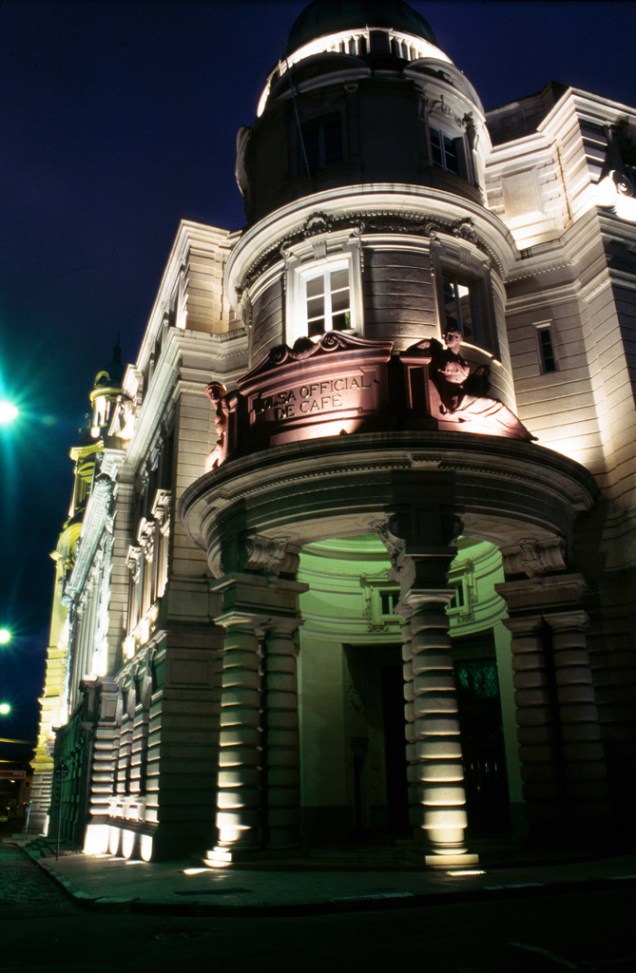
[0,401,18,425]
[0,702,12,716]
[0,628,12,645]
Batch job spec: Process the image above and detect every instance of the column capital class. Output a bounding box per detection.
[241,533,301,578]
[546,609,590,632]
[266,616,303,638]
[214,610,270,637]
[501,536,567,579]
[496,572,588,616]
[211,572,307,624]
[376,507,462,559]
[402,587,455,610]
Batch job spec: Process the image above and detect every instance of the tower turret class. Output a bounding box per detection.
[237,0,490,223]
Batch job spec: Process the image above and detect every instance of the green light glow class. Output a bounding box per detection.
[0,703,12,716]
[0,628,12,646]
[0,400,19,425]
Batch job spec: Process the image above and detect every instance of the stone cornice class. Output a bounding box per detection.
[239,210,504,297]
[226,185,519,304]
[181,432,599,579]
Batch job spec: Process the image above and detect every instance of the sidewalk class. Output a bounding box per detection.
[15,838,636,916]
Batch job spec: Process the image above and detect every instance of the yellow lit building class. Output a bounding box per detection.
[35,0,636,865]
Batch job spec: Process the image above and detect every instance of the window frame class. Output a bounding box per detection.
[430,126,462,175]
[285,244,363,346]
[436,265,498,355]
[427,117,468,179]
[301,112,343,175]
[536,321,558,374]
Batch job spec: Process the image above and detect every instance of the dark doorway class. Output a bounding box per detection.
[345,644,408,839]
[381,664,410,835]
[453,633,510,836]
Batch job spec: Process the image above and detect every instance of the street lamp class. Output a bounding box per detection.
[0,628,12,646]
[0,400,18,426]
[0,702,12,716]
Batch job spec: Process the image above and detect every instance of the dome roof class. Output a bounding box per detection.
[286,0,437,55]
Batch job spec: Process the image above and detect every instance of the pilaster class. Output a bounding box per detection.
[205,539,306,865]
[497,550,610,846]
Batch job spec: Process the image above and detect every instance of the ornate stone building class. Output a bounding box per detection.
[34,0,636,865]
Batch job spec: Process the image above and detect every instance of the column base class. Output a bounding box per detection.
[203,844,301,868]
[203,845,247,867]
[425,852,480,869]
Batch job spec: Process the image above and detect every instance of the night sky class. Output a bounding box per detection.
[0,0,633,756]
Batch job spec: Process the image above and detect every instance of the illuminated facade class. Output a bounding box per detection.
[36,0,636,864]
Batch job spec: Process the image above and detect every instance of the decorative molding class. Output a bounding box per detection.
[240,210,501,292]
[502,536,567,578]
[243,534,300,577]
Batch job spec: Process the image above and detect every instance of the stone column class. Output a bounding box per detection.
[379,511,477,868]
[208,615,265,864]
[405,588,477,866]
[263,617,301,849]
[400,604,420,824]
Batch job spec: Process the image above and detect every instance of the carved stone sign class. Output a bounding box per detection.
[238,332,393,447]
[203,330,534,470]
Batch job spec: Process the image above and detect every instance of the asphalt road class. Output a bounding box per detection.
[1,843,634,973]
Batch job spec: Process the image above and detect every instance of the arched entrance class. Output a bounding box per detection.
[296,534,519,848]
[181,429,599,865]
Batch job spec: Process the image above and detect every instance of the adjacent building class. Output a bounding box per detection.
[33,0,636,865]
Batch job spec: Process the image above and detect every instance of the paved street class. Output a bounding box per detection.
[0,844,74,917]
[2,843,636,972]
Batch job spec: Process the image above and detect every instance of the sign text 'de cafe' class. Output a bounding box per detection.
[238,333,394,447]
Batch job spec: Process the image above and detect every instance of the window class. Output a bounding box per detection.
[441,271,482,344]
[285,247,363,347]
[536,323,557,374]
[305,265,351,337]
[430,127,461,175]
[379,590,399,617]
[300,113,343,175]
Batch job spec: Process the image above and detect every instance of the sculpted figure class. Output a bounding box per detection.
[419,327,535,441]
[204,381,229,470]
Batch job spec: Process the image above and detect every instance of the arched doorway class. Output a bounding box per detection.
[295,534,520,847]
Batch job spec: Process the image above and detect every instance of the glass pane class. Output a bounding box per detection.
[331,268,348,290]
[332,311,351,331]
[331,289,350,313]
[442,275,459,331]
[431,128,443,167]
[303,127,320,172]
[443,133,459,173]
[308,319,325,337]
[323,120,342,166]
[539,328,556,372]
[306,276,324,298]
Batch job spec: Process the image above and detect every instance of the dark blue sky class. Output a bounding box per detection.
[0,0,633,754]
